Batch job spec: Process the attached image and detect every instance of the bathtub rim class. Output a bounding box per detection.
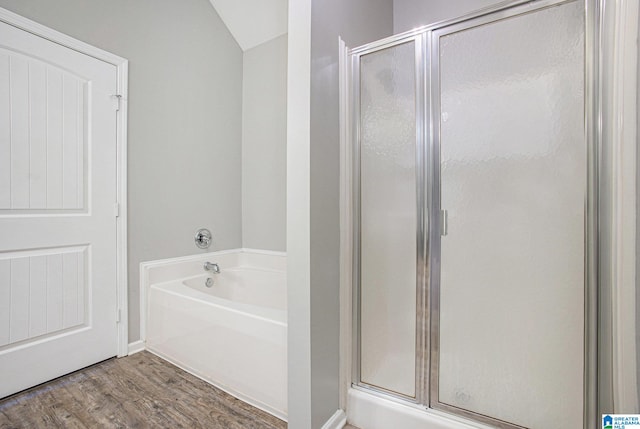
[139,248,286,343]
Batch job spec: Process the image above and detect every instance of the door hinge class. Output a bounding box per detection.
[441,209,448,236]
[114,203,120,218]
[111,94,122,111]
[116,309,121,323]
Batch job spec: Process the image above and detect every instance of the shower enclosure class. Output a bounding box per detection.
[349,0,598,427]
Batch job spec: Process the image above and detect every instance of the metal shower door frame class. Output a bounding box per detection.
[427,0,596,427]
[350,32,428,405]
[348,0,600,427]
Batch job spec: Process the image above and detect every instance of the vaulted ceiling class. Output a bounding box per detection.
[208,0,288,51]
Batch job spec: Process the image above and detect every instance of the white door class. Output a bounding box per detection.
[0,19,118,398]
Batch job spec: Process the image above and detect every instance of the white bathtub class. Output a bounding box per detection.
[142,249,287,420]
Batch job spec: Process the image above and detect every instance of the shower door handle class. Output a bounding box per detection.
[441,209,448,236]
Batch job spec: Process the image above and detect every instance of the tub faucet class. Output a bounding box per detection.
[203,262,220,273]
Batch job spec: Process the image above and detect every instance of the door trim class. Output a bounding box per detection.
[598,0,639,412]
[0,7,129,357]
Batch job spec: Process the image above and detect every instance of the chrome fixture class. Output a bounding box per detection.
[194,228,212,249]
[205,277,214,288]
[204,262,220,273]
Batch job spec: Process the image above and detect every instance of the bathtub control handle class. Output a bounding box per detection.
[194,228,212,249]
[204,262,220,274]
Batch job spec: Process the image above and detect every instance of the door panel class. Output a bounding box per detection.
[358,40,418,398]
[0,19,118,398]
[434,1,585,427]
[0,48,87,213]
[0,247,87,347]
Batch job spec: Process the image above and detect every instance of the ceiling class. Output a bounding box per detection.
[208,0,288,51]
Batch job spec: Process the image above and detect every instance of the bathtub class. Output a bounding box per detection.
[142,249,287,420]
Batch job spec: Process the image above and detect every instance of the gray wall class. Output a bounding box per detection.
[242,35,287,251]
[393,0,501,33]
[0,0,244,341]
[307,0,393,427]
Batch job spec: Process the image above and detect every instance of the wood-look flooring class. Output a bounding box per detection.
[0,351,286,429]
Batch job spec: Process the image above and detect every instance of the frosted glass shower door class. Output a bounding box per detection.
[433,1,585,427]
[357,40,419,398]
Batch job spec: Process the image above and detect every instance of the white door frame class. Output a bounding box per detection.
[0,7,129,357]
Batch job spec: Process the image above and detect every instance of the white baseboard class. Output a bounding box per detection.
[127,340,145,355]
[322,409,347,429]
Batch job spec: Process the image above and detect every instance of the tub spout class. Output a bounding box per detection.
[204,262,220,273]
